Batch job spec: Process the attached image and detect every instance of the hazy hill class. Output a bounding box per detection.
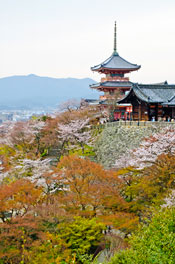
[0,74,99,109]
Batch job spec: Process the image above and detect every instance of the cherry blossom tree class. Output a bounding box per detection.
[0,121,15,146]
[0,120,45,149]
[11,120,45,147]
[58,99,80,112]
[58,118,92,153]
[0,157,55,188]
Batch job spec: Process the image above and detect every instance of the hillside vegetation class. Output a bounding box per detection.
[0,106,175,263]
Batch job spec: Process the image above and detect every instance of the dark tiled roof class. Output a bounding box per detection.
[162,94,175,106]
[99,99,131,107]
[118,83,175,105]
[135,84,175,103]
[90,81,132,89]
[91,53,141,71]
[99,99,108,105]
[84,99,100,105]
[99,100,131,106]
[99,100,119,106]
[84,99,99,103]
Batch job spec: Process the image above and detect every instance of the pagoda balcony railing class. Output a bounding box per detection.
[101,76,129,82]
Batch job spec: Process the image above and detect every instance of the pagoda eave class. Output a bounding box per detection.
[91,66,141,74]
[90,81,133,90]
[90,86,131,91]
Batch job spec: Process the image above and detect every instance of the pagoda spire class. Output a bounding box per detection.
[113,21,118,55]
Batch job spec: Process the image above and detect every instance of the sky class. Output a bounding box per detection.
[0,0,175,83]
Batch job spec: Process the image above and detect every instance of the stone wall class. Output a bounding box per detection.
[94,123,162,169]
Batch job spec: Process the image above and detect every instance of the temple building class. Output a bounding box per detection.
[118,82,175,121]
[90,22,140,120]
[90,22,175,122]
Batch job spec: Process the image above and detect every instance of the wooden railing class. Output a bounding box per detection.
[96,121,175,129]
[101,76,129,82]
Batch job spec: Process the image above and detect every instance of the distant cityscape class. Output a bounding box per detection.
[0,74,99,124]
[0,108,55,123]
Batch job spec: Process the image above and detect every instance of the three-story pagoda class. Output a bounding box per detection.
[90,22,141,120]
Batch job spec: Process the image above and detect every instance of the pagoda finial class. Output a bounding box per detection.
[113,21,118,55]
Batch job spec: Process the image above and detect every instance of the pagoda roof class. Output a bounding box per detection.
[118,82,175,104]
[90,81,132,89]
[91,22,141,73]
[91,53,141,73]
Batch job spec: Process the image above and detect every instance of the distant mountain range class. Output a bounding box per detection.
[0,74,99,110]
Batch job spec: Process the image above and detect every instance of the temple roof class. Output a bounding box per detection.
[90,81,132,89]
[118,83,175,105]
[162,94,175,106]
[91,54,141,73]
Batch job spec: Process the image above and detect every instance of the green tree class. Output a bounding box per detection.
[108,208,175,264]
[28,232,73,264]
[29,217,105,264]
[58,217,105,261]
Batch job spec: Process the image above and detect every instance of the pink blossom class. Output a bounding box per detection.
[58,118,92,149]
